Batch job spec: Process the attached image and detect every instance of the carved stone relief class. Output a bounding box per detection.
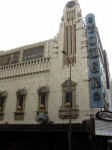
[16,87,27,96]
[0,90,7,97]
[37,85,49,94]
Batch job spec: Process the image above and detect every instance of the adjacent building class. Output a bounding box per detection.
[0,0,111,149]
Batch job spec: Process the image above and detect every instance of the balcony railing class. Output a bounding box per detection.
[0,57,51,80]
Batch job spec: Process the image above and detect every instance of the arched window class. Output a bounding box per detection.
[59,78,79,119]
[37,85,49,111]
[14,87,27,120]
[0,90,7,120]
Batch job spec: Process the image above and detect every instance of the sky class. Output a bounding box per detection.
[0,0,112,76]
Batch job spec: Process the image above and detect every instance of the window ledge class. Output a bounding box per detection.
[58,107,79,119]
[14,111,24,120]
[0,112,4,120]
[36,110,48,114]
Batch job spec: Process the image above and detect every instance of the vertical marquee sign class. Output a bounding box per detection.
[86,14,104,108]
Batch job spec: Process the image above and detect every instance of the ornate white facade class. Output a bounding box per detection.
[0,0,109,125]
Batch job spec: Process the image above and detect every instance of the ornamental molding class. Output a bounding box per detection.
[16,87,27,96]
[62,78,76,87]
[0,90,7,97]
[37,85,49,94]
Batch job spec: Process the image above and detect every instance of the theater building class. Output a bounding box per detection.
[0,0,111,149]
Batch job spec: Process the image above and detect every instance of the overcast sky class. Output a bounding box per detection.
[0,0,112,76]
